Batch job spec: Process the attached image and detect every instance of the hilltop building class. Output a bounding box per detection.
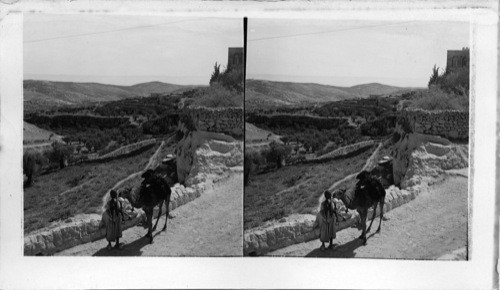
[228,47,244,70]
[446,48,469,73]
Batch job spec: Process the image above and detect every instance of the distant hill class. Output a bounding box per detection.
[245,79,413,109]
[23,80,199,111]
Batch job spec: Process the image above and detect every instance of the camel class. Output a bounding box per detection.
[119,170,172,244]
[333,170,386,245]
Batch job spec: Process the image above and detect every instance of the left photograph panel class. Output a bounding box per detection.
[23,14,244,256]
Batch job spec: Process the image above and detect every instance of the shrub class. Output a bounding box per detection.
[46,142,73,169]
[266,141,292,169]
[409,88,469,111]
[428,64,469,96]
[209,62,244,93]
[23,150,48,187]
[244,149,268,185]
[209,62,222,86]
[191,85,243,108]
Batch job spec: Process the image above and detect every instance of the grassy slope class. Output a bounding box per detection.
[244,145,376,230]
[23,122,62,143]
[24,145,158,234]
[245,122,281,143]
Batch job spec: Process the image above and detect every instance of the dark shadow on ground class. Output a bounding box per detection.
[92,231,163,257]
[305,232,377,258]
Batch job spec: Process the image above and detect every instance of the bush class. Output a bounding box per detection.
[46,142,73,169]
[409,88,469,111]
[23,150,48,187]
[191,85,243,108]
[428,64,469,96]
[209,62,243,93]
[266,141,291,169]
[244,149,268,186]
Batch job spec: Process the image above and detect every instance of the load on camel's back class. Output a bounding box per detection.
[118,169,172,244]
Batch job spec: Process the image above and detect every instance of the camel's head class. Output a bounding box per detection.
[356,170,370,181]
[141,169,155,182]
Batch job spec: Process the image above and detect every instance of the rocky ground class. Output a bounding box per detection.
[269,171,468,259]
[57,173,243,257]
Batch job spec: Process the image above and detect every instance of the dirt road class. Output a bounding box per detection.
[57,173,243,257]
[269,174,468,259]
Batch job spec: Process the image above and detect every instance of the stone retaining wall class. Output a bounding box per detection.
[243,184,419,256]
[401,108,469,140]
[94,139,157,161]
[315,140,377,161]
[187,107,243,137]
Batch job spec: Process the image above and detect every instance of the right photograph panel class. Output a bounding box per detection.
[243,18,470,258]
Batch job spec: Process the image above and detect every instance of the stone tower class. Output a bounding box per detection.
[446,48,469,73]
[227,47,244,70]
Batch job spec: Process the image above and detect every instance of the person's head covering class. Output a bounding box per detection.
[324,190,332,200]
[163,154,175,162]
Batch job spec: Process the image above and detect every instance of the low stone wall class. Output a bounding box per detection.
[243,184,417,256]
[95,139,157,161]
[401,108,469,140]
[315,140,377,161]
[24,181,211,256]
[187,107,243,137]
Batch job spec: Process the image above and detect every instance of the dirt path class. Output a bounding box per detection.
[57,173,243,257]
[270,174,468,259]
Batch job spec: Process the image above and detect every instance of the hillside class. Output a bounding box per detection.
[23,121,62,144]
[245,122,281,144]
[23,80,198,111]
[245,79,410,109]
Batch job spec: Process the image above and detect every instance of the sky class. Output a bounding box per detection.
[24,14,243,86]
[247,19,470,88]
[24,15,469,88]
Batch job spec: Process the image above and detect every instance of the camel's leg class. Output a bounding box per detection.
[152,200,164,231]
[145,209,153,243]
[162,198,170,231]
[358,209,368,244]
[366,202,378,233]
[376,199,384,233]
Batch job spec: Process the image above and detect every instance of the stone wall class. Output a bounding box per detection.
[24,181,210,256]
[315,140,377,161]
[401,108,469,140]
[187,107,243,137]
[92,139,157,161]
